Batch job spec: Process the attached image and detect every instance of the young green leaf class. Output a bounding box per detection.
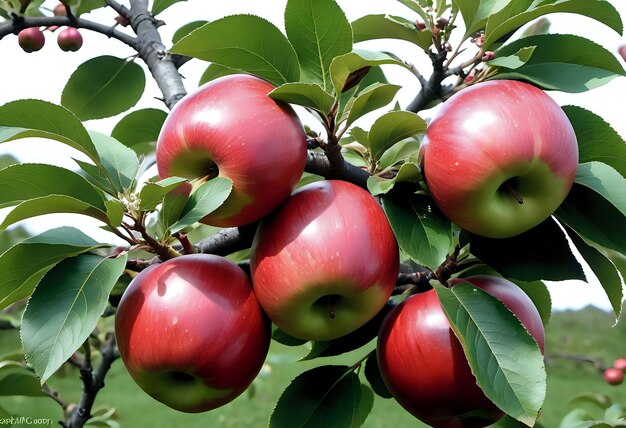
[62,56,146,121]
[367,162,421,196]
[344,83,402,127]
[270,365,362,428]
[138,177,188,211]
[382,193,453,269]
[330,50,410,94]
[21,253,127,384]
[170,177,233,233]
[435,282,546,426]
[563,106,626,178]
[377,138,420,170]
[0,163,106,211]
[159,183,191,235]
[0,362,45,397]
[484,0,623,49]
[170,15,300,86]
[575,162,626,217]
[492,35,625,92]
[0,227,106,309]
[454,0,511,39]
[284,0,352,91]
[368,111,426,161]
[352,14,433,50]
[152,0,185,15]
[269,83,335,115]
[89,131,139,192]
[0,99,97,162]
[566,228,623,319]
[111,108,168,156]
[555,184,626,255]
[470,218,585,281]
[74,0,105,16]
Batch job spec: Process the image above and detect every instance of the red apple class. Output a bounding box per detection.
[377,276,545,427]
[156,74,307,227]
[18,27,45,53]
[57,27,83,52]
[604,367,624,386]
[619,45,626,62]
[53,3,67,16]
[614,357,626,372]
[420,80,578,238]
[251,180,399,341]
[115,254,270,413]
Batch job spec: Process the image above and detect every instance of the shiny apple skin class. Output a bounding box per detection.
[18,27,45,53]
[156,74,307,227]
[115,254,270,413]
[420,80,578,238]
[57,27,83,52]
[377,276,545,427]
[604,367,624,385]
[251,180,399,341]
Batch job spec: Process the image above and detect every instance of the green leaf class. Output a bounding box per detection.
[62,56,146,121]
[345,83,402,127]
[269,83,335,115]
[562,106,626,178]
[394,0,430,22]
[367,162,422,196]
[453,0,511,37]
[271,327,308,347]
[74,0,105,16]
[354,384,374,427]
[111,108,168,156]
[330,50,410,94]
[484,0,624,49]
[284,0,352,90]
[352,14,433,50]
[0,163,106,211]
[0,99,97,162]
[378,138,420,170]
[171,20,208,44]
[470,218,585,281]
[0,195,109,232]
[151,0,185,15]
[382,194,453,269]
[170,15,300,86]
[270,365,362,428]
[364,352,392,399]
[138,177,188,211]
[22,254,127,383]
[159,183,191,235]
[492,35,625,92]
[488,46,536,69]
[170,178,233,233]
[198,63,240,86]
[575,162,626,217]
[89,131,139,192]
[566,228,623,319]
[435,282,546,426]
[556,184,626,255]
[368,111,427,162]
[0,362,45,397]
[0,227,105,309]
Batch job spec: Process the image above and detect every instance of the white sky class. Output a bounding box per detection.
[0,0,625,311]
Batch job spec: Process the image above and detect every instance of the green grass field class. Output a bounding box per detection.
[2,305,626,428]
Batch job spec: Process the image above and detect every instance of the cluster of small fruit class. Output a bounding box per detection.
[604,358,626,386]
[114,73,577,426]
[17,4,82,53]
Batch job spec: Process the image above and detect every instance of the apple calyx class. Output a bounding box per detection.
[501,179,525,204]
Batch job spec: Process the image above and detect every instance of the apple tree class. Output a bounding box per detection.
[0,0,625,427]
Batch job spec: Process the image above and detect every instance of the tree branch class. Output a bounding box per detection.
[126,0,187,109]
[305,151,370,189]
[0,16,135,47]
[406,50,449,113]
[64,333,119,428]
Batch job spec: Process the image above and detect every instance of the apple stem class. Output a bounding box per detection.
[504,183,525,204]
[327,299,336,319]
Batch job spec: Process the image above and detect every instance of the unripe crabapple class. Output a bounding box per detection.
[17,27,45,53]
[57,27,83,52]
